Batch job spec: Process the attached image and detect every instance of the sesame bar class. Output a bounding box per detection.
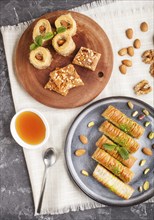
[72,47,101,71]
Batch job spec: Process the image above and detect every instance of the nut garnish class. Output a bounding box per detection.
[142,147,153,156]
[150,63,154,77]
[142,50,154,64]
[122,60,132,67]
[142,109,149,116]
[87,121,95,128]
[133,39,141,49]
[138,186,143,192]
[118,48,127,56]
[134,80,152,95]
[81,169,89,176]
[143,181,150,191]
[140,22,148,32]
[79,135,88,144]
[75,149,86,156]
[35,53,43,61]
[127,101,134,109]
[132,111,138,117]
[138,114,145,120]
[127,46,134,57]
[148,132,154,140]
[144,121,151,127]
[139,159,146,166]
[143,168,150,175]
[126,28,133,39]
[119,64,127,74]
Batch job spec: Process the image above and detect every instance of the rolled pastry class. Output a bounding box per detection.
[93,164,134,200]
[96,135,137,168]
[55,13,77,36]
[52,32,75,56]
[102,105,145,138]
[29,47,52,69]
[99,121,139,153]
[33,19,53,43]
[92,148,134,183]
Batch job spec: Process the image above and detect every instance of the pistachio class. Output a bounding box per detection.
[127,46,134,57]
[142,109,149,116]
[138,186,143,192]
[144,121,151,127]
[87,121,95,128]
[79,135,88,144]
[118,48,127,56]
[134,39,141,49]
[148,132,154,140]
[143,181,150,191]
[138,114,145,120]
[75,149,86,157]
[142,147,153,156]
[139,159,146,166]
[81,169,89,176]
[119,64,127,74]
[132,111,138,117]
[143,168,150,175]
[122,59,132,67]
[126,28,133,39]
[127,101,134,109]
[140,22,148,32]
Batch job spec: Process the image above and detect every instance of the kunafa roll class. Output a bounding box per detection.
[102,105,145,138]
[29,47,52,69]
[93,164,134,200]
[52,32,75,56]
[33,19,53,44]
[96,135,137,168]
[92,148,134,183]
[99,121,139,153]
[55,13,77,36]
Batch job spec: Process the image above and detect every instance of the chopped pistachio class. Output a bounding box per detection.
[148,132,154,140]
[138,114,145,120]
[138,186,143,192]
[139,159,146,166]
[144,121,151,127]
[127,101,134,109]
[81,170,89,176]
[143,168,150,175]
[142,109,149,116]
[143,181,150,190]
[87,121,95,128]
[132,111,138,117]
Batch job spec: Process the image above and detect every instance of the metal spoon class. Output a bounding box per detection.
[37,148,57,214]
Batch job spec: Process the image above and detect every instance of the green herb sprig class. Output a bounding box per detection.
[103,143,129,160]
[30,26,67,51]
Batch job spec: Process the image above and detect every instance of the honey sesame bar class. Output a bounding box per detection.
[44,64,84,96]
[72,47,101,71]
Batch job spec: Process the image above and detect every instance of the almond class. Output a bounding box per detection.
[140,22,148,32]
[119,64,127,74]
[75,149,86,156]
[118,48,127,56]
[122,59,132,67]
[127,46,134,57]
[142,147,153,156]
[79,135,88,144]
[134,39,141,49]
[126,28,133,39]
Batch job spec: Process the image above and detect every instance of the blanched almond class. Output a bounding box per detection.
[126,28,133,39]
[134,39,141,49]
[122,60,132,67]
[75,149,86,156]
[79,135,88,144]
[119,64,127,74]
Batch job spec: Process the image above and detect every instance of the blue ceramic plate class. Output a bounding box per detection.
[65,96,154,206]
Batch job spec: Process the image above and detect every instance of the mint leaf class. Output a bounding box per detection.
[30,43,38,51]
[117,147,129,160]
[103,144,116,151]
[56,26,67,34]
[42,32,54,40]
[35,35,43,46]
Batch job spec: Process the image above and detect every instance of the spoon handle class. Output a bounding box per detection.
[37,168,47,214]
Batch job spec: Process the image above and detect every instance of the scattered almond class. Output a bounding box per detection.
[75,149,86,156]
[81,169,89,176]
[122,60,132,67]
[127,46,134,57]
[119,64,127,74]
[140,22,148,32]
[126,28,133,39]
[142,147,153,156]
[134,39,141,49]
[132,111,138,117]
[118,48,127,56]
[79,135,88,144]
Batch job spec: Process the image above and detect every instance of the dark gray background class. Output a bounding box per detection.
[0,0,153,220]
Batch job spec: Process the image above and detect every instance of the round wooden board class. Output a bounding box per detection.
[15,10,113,108]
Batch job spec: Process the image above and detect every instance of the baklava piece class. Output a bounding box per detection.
[73,47,101,71]
[44,64,84,96]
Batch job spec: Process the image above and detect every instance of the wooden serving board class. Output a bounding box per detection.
[15,11,113,108]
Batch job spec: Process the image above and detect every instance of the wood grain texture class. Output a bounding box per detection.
[15,10,113,108]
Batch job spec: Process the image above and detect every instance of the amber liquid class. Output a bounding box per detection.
[15,111,46,145]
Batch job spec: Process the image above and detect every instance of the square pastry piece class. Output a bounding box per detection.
[44,64,84,96]
[73,47,101,71]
